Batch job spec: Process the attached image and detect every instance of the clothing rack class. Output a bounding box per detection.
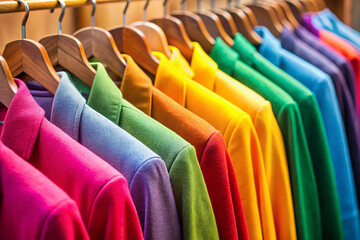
[0,0,154,13]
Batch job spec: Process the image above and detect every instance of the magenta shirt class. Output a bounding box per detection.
[0,141,90,240]
[0,79,144,240]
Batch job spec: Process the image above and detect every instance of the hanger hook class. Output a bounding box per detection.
[211,0,215,11]
[235,0,240,8]
[163,0,168,17]
[197,0,202,12]
[91,0,96,27]
[123,0,130,26]
[227,0,232,9]
[15,0,29,39]
[181,0,186,13]
[143,0,149,22]
[51,0,65,34]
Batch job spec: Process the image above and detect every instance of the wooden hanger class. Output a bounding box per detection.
[284,0,305,22]
[109,0,159,75]
[151,0,194,62]
[39,0,95,86]
[131,0,172,58]
[225,0,262,44]
[73,0,126,78]
[246,0,283,37]
[262,0,294,29]
[0,56,18,108]
[2,0,60,94]
[275,0,300,27]
[195,0,234,46]
[210,0,238,38]
[172,0,215,53]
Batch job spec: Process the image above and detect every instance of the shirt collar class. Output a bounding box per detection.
[255,26,282,67]
[51,72,86,141]
[1,80,45,160]
[120,54,152,116]
[168,46,195,78]
[209,37,239,76]
[86,63,122,125]
[231,33,257,66]
[280,26,297,52]
[153,51,187,106]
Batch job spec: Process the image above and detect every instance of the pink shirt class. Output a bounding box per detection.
[0,141,90,240]
[0,79,144,240]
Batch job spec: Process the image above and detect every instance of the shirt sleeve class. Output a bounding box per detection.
[227,114,276,240]
[200,131,249,240]
[130,157,182,240]
[41,199,90,240]
[87,176,144,240]
[277,103,322,240]
[253,101,297,240]
[170,145,219,240]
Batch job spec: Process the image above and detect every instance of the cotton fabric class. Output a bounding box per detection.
[255,26,358,240]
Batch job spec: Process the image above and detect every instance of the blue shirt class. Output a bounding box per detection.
[311,9,360,52]
[255,26,360,240]
[28,73,182,240]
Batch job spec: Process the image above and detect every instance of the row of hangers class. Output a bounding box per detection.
[0,0,327,108]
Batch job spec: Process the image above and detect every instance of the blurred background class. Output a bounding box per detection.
[0,0,358,51]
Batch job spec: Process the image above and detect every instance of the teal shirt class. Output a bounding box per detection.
[229,34,343,240]
[210,38,322,240]
[67,63,219,240]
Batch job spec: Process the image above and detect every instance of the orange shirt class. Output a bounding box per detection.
[119,54,249,240]
[168,44,295,240]
[153,51,268,240]
[319,30,360,115]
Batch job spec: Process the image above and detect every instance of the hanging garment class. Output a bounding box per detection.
[118,54,248,240]
[210,38,321,240]
[317,30,360,117]
[0,80,144,240]
[254,26,360,240]
[295,26,357,108]
[27,75,181,240]
[166,44,293,240]
[0,141,89,240]
[228,31,357,240]
[63,63,219,240]
[152,51,267,240]
[310,9,360,52]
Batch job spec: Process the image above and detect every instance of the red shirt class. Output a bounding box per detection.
[0,80,144,240]
[0,141,90,240]
[319,30,360,115]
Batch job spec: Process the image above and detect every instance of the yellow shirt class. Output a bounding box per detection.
[168,43,296,240]
[153,51,265,240]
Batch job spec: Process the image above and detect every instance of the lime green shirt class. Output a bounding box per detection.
[210,38,322,240]
[66,62,219,240]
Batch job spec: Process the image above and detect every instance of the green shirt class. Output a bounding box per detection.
[210,38,322,240]
[67,62,219,240]
[231,34,343,240]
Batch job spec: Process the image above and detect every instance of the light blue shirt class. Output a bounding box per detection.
[311,9,360,52]
[28,72,182,240]
[255,26,360,240]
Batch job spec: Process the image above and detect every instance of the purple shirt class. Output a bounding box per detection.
[295,26,357,108]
